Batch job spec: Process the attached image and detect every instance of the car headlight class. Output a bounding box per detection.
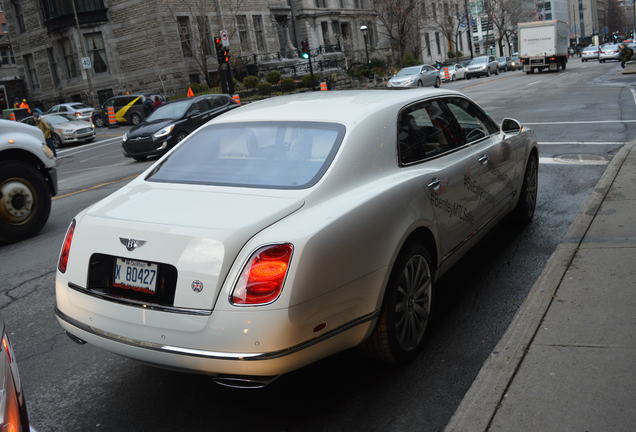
[153,124,175,139]
[122,132,128,141]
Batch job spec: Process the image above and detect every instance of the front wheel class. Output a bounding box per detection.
[93,116,105,127]
[364,242,434,364]
[511,153,538,225]
[486,69,491,77]
[417,80,423,87]
[0,161,52,243]
[495,68,499,75]
[434,77,441,88]
[466,74,471,80]
[52,134,62,148]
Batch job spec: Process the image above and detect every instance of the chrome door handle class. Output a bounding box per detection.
[427,179,441,190]
[478,155,489,165]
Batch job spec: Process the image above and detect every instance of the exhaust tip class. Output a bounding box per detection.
[212,375,279,389]
[65,331,86,345]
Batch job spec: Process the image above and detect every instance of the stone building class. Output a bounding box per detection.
[419,0,473,63]
[2,0,383,108]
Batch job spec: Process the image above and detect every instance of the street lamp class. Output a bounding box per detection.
[360,25,370,64]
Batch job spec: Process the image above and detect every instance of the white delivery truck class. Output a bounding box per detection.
[518,20,569,74]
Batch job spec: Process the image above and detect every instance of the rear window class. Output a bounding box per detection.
[147,122,345,189]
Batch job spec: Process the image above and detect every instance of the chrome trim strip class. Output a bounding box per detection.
[55,307,379,361]
[67,282,211,316]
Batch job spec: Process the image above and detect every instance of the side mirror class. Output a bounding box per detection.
[501,118,522,135]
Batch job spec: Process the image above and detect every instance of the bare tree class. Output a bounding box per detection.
[482,0,529,56]
[427,1,467,61]
[374,0,422,65]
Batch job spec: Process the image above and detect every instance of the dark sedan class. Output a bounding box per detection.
[122,95,239,161]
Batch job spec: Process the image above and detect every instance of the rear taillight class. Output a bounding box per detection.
[231,243,293,305]
[58,219,76,273]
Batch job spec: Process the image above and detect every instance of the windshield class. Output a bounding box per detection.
[470,57,488,65]
[146,100,191,121]
[498,57,507,62]
[396,66,421,77]
[45,114,76,124]
[70,103,91,110]
[511,56,519,60]
[147,122,345,189]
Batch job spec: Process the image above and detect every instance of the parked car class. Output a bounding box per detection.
[599,44,621,62]
[497,56,512,71]
[440,64,467,81]
[0,119,57,243]
[56,89,538,388]
[388,65,441,88]
[47,103,95,122]
[0,317,31,430]
[509,55,522,70]
[92,94,162,127]
[465,56,499,78]
[122,94,239,161]
[581,46,599,62]
[22,114,95,147]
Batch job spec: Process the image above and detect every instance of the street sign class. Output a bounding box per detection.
[220,29,229,48]
[80,56,92,70]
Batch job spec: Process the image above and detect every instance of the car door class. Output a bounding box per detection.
[421,66,435,86]
[455,64,465,79]
[184,99,211,132]
[398,99,482,261]
[442,97,518,224]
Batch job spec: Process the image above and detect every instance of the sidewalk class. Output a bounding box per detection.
[445,142,636,432]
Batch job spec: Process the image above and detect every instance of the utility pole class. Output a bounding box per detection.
[464,0,474,58]
[71,0,95,106]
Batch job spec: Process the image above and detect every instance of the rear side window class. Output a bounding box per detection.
[147,122,345,189]
[398,100,464,164]
[207,96,228,109]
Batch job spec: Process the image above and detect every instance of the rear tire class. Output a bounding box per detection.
[486,69,491,77]
[365,242,435,364]
[434,77,441,88]
[495,67,499,75]
[133,156,147,162]
[0,161,52,243]
[417,80,423,87]
[511,153,538,225]
[131,113,142,126]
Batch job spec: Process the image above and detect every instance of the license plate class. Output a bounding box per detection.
[113,258,158,295]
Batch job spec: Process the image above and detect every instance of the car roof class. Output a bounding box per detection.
[211,89,462,126]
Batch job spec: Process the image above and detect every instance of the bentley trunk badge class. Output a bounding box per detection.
[120,238,147,252]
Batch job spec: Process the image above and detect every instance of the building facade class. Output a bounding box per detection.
[418,0,472,64]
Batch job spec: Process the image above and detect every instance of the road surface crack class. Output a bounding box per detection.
[1,270,56,309]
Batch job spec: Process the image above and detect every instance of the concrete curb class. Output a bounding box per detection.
[444,141,635,432]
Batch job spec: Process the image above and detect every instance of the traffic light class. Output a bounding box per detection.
[214,37,224,63]
[221,48,231,64]
[300,40,310,59]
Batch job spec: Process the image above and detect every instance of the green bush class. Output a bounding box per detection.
[401,54,420,67]
[280,77,296,92]
[242,75,260,89]
[257,81,272,95]
[188,82,209,93]
[301,74,315,88]
[447,50,464,59]
[265,71,282,85]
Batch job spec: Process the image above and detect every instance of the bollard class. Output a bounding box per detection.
[320,81,328,91]
[232,94,241,105]
[8,112,16,121]
[107,106,118,128]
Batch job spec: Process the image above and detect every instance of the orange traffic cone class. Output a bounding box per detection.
[187,87,195,97]
[232,94,241,105]
[320,81,328,91]
[8,112,16,121]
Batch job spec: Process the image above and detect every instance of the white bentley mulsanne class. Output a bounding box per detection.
[55,89,538,388]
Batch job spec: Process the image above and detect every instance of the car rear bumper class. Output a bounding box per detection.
[55,304,375,377]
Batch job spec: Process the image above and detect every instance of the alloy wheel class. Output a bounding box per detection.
[394,255,432,352]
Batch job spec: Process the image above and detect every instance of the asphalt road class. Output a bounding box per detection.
[1,59,635,432]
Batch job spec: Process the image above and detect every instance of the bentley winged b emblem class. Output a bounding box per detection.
[120,238,147,252]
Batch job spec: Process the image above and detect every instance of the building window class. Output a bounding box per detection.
[84,32,108,73]
[177,16,192,57]
[444,3,449,17]
[189,73,200,84]
[61,38,78,78]
[340,22,350,39]
[459,33,463,51]
[236,15,250,52]
[196,16,212,56]
[435,32,441,55]
[24,54,39,90]
[0,47,15,65]
[253,15,266,51]
[11,0,26,32]
[474,43,480,54]
[432,3,437,20]
[47,48,60,85]
[366,23,376,47]
[425,33,431,56]
[321,21,329,44]
[339,0,344,7]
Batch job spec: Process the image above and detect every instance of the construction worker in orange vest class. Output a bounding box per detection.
[19,99,31,114]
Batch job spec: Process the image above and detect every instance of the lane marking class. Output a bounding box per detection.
[631,88,636,109]
[53,174,137,201]
[527,81,541,86]
[539,156,608,166]
[57,136,122,155]
[538,141,624,145]
[526,120,636,125]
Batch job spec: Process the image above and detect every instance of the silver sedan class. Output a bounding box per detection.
[55,89,537,387]
[42,114,95,146]
[388,64,441,88]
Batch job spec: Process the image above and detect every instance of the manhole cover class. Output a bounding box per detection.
[552,153,608,165]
